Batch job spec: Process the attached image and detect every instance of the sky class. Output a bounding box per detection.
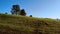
[0,0,60,19]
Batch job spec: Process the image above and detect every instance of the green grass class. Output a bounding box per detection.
[0,14,60,34]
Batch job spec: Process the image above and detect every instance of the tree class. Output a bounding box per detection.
[11,5,20,15]
[20,9,26,16]
[30,15,32,17]
[5,12,8,14]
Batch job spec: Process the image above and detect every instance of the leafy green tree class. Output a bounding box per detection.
[20,9,26,16]
[11,5,20,15]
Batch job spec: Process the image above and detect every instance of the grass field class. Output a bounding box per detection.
[0,14,60,34]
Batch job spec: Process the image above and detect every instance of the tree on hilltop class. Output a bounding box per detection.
[30,15,32,17]
[20,9,26,16]
[11,5,20,15]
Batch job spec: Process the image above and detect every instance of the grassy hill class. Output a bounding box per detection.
[0,14,60,34]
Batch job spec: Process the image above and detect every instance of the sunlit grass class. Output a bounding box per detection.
[0,14,60,34]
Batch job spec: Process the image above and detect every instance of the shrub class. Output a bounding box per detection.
[5,12,8,14]
[30,15,32,17]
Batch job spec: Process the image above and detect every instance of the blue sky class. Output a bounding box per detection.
[0,0,60,19]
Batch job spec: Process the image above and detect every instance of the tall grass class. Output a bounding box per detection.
[0,14,60,34]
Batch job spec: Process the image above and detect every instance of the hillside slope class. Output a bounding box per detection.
[0,14,60,34]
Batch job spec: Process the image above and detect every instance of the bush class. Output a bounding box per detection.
[30,15,32,17]
[5,12,8,14]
